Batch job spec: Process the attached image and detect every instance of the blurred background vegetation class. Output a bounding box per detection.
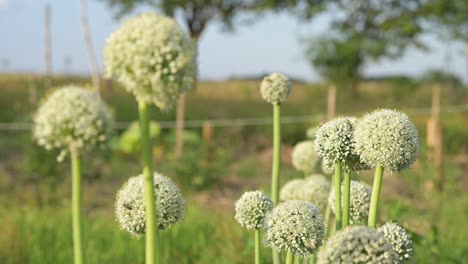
[1,0,468,263]
[0,74,467,263]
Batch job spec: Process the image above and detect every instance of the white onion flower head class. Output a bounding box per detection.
[317,226,397,264]
[314,117,367,171]
[280,175,330,212]
[33,86,113,161]
[115,172,185,238]
[329,181,371,224]
[320,158,334,175]
[234,190,273,230]
[354,109,419,172]
[292,140,320,173]
[265,200,325,257]
[104,12,196,111]
[279,179,304,201]
[260,73,291,104]
[378,222,413,263]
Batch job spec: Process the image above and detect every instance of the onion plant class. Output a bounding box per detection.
[291,140,320,177]
[378,222,413,263]
[234,191,274,264]
[314,117,366,230]
[317,226,397,264]
[104,12,196,264]
[264,200,325,264]
[259,73,291,264]
[115,172,185,237]
[33,86,113,264]
[354,109,419,227]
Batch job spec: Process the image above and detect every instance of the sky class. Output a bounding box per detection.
[0,0,466,82]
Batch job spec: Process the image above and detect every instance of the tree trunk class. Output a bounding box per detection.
[432,84,443,191]
[175,37,199,159]
[80,0,101,95]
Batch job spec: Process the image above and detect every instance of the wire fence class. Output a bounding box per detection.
[0,104,467,131]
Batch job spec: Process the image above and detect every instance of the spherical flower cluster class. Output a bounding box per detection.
[279,179,303,200]
[234,190,273,230]
[292,140,320,173]
[314,117,367,171]
[280,175,330,212]
[320,158,334,175]
[354,109,419,172]
[329,181,372,224]
[306,126,318,139]
[33,86,113,161]
[317,226,397,264]
[104,12,196,111]
[265,200,325,257]
[259,73,291,104]
[378,222,413,263]
[115,172,185,238]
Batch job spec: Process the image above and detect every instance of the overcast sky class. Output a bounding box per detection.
[0,0,466,82]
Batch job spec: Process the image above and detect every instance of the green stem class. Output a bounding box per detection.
[368,165,384,228]
[343,169,351,227]
[293,256,301,264]
[324,200,332,237]
[71,149,84,264]
[333,162,342,231]
[308,254,316,264]
[255,229,261,264]
[138,101,160,264]
[271,103,281,205]
[285,252,294,264]
[271,103,281,264]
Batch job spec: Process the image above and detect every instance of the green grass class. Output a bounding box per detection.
[0,203,269,264]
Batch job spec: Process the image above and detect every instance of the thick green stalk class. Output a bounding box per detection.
[138,101,159,264]
[308,254,316,264]
[255,229,261,264]
[333,162,342,231]
[271,103,281,204]
[271,103,281,264]
[71,148,84,264]
[368,165,384,228]
[343,169,351,227]
[293,256,301,264]
[324,187,332,237]
[285,252,294,264]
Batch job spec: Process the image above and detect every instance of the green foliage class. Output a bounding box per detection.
[168,139,231,190]
[114,121,161,154]
[305,36,362,89]
[303,0,426,90]
[99,0,271,39]
[420,69,464,88]
[423,0,468,41]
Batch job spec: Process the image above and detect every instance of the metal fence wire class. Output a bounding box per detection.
[0,104,467,131]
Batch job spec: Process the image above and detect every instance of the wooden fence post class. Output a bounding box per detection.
[427,84,444,191]
[327,84,336,120]
[202,121,213,143]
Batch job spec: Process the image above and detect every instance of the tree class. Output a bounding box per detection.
[100,0,269,158]
[305,35,363,91]
[303,0,426,95]
[422,0,468,81]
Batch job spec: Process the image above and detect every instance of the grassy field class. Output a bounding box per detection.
[0,74,467,263]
